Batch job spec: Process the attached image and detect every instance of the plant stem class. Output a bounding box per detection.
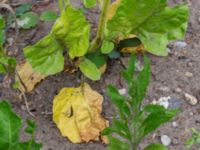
[88,0,110,53]
[59,0,70,12]
[59,0,64,12]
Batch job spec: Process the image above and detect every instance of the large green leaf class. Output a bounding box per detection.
[107,0,189,56]
[0,100,42,150]
[52,6,90,59]
[0,100,21,149]
[79,58,101,80]
[24,34,64,75]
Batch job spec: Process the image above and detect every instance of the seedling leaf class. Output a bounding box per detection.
[19,12,39,29]
[40,11,58,21]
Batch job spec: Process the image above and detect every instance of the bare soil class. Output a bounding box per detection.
[0,0,200,150]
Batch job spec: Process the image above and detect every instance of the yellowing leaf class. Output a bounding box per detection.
[16,61,46,92]
[53,83,108,143]
[107,0,121,20]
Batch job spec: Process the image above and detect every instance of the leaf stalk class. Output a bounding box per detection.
[88,0,110,53]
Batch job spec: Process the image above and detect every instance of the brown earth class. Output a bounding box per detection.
[0,0,200,150]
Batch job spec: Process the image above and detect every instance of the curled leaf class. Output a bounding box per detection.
[53,83,108,143]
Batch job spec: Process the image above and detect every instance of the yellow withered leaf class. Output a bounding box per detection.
[53,83,108,143]
[16,61,46,92]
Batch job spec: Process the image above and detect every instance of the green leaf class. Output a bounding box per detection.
[24,34,64,75]
[140,104,179,138]
[186,128,200,148]
[107,85,130,118]
[40,11,58,21]
[0,56,16,74]
[79,58,101,81]
[144,143,168,150]
[0,15,5,46]
[107,1,189,56]
[101,40,114,54]
[83,0,97,8]
[18,140,42,150]
[122,54,136,84]
[128,56,151,105]
[16,3,32,17]
[0,100,42,150]
[19,12,39,29]
[108,136,129,150]
[0,15,5,29]
[52,6,90,59]
[86,52,107,68]
[0,100,22,149]
[25,120,36,134]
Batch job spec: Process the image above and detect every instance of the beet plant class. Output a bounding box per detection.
[23,0,188,81]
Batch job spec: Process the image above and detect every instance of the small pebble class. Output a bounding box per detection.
[172,121,178,128]
[161,135,171,146]
[175,88,182,93]
[157,96,170,109]
[172,138,179,145]
[168,98,182,109]
[118,88,127,95]
[185,72,193,78]
[158,86,170,92]
[187,62,193,67]
[184,93,198,105]
[174,41,187,48]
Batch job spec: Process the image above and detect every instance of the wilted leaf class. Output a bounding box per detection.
[16,61,46,92]
[53,83,108,143]
[107,0,189,56]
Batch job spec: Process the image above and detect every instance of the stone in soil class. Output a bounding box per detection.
[161,135,171,146]
[184,93,198,105]
[168,98,182,109]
